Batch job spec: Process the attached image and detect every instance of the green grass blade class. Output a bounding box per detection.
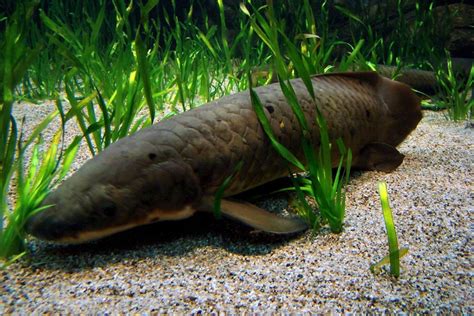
[249,84,305,171]
[278,80,310,132]
[213,160,244,219]
[141,0,161,20]
[370,247,409,274]
[58,136,81,180]
[377,182,405,277]
[280,32,315,99]
[64,79,96,155]
[135,32,155,123]
[334,5,364,26]
[0,251,26,270]
[290,174,318,229]
[23,110,59,150]
[198,31,219,60]
[40,11,82,50]
[217,0,231,73]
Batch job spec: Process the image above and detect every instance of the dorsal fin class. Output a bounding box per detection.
[311,71,382,88]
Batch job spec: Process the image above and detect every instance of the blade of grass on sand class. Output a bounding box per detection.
[371,182,408,277]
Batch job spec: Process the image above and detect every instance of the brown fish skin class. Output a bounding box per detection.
[25,72,421,243]
[251,58,473,95]
[250,64,439,94]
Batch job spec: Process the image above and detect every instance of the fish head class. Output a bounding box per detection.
[378,76,423,146]
[25,137,200,243]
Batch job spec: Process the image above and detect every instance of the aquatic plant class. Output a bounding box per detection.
[0,4,81,261]
[0,133,79,263]
[39,2,160,154]
[435,56,473,121]
[336,1,452,69]
[370,182,408,277]
[243,1,352,233]
[0,2,46,261]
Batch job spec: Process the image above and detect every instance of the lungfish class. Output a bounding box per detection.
[25,72,422,243]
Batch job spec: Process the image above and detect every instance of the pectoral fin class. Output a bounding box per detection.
[203,199,308,234]
[356,142,405,172]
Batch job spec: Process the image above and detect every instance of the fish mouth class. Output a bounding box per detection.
[52,222,155,244]
[25,205,197,244]
[25,209,87,243]
[25,209,139,244]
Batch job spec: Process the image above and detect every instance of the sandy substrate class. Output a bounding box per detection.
[1,101,473,313]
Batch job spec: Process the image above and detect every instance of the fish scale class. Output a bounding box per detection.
[137,74,382,195]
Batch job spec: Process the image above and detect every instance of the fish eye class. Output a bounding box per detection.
[102,201,117,217]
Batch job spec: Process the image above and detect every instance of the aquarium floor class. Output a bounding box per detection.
[1,103,472,313]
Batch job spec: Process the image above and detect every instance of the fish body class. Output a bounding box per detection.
[26,72,422,243]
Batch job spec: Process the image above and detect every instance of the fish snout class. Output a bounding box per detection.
[25,206,82,242]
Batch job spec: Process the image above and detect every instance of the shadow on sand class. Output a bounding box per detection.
[24,200,306,271]
[22,174,358,271]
